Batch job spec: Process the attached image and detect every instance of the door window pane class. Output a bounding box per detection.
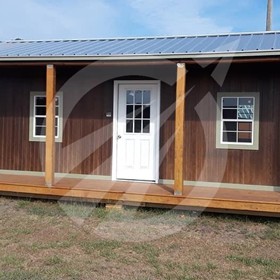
[126,91,134,104]
[126,120,133,133]
[135,105,142,119]
[143,106,150,119]
[126,105,133,118]
[135,91,142,104]
[125,89,152,134]
[134,120,141,133]
[143,90,151,104]
[143,120,150,133]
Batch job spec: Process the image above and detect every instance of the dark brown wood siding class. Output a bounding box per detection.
[56,67,114,175]
[184,62,280,186]
[159,82,175,179]
[0,67,45,171]
[1,63,280,187]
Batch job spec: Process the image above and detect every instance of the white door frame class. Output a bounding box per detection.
[112,80,161,183]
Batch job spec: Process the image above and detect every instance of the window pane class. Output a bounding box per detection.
[134,120,141,133]
[238,108,253,119]
[36,97,46,106]
[126,105,133,118]
[238,122,252,131]
[35,127,46,136]
[36,107,46,115]
[126,120,133,133]
[36,117,46,126]
[55,127,58,137]
[135,91,142,104]
[223,121,237,131]
[223,98,237,108]
[143,90,151,104]
[223,132,237,142]
[239,98,253,106]
[143,120,150,133]
[55,107,59,116]
[238,132,252,143]
[223,109,237,119]
[126,91,134,104]
[143,105,150,119]
[135,105,142,119]
[55,97,59,106]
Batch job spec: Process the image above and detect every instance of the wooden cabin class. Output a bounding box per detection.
[0,31,280,216]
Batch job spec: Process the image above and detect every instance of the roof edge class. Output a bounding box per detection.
[1,50,280,62]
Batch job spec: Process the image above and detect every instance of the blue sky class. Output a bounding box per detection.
[0,0,279,40]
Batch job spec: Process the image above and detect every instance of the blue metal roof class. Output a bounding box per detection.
[0,31,280,61]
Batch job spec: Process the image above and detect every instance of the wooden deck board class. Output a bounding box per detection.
[0,174,279,216]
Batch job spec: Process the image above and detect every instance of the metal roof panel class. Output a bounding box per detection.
[0,31,280,59]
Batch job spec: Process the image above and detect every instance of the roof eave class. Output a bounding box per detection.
[0,50,280,62]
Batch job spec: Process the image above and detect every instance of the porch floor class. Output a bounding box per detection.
[0,174,279,216]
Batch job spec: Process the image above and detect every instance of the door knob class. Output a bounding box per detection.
[117,135,122,139]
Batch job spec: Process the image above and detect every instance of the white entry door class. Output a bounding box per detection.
[115,82,160,182]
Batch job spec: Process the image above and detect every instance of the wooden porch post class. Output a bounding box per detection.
[45,65,56,187]
[174,63,186,196]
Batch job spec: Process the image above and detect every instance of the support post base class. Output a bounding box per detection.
[174,190,183,196]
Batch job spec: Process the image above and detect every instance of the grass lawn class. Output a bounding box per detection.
[0,196,279,280]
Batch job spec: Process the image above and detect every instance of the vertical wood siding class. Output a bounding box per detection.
[184,62,280,186]
[0,67,45,171]
[0,63,280,187]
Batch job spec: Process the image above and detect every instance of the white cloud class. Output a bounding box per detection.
[0,0,235,40]
[128,0,232,35]
[0,0,120,40]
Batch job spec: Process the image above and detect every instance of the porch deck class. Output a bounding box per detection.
[0,174,279,216]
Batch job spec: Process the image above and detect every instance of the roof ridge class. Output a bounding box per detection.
[2,30,280,44]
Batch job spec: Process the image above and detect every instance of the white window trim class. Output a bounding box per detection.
[29,91,63,143]
[216,92,260,150]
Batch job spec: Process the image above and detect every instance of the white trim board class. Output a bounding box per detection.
[0,170,111,181]
[158,179,280,192]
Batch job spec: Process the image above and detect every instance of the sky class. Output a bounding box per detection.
[0,0,279,40]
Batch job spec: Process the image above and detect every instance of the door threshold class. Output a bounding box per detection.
[116,179,156,184]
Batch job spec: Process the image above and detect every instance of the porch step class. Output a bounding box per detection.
[105,203,123,210]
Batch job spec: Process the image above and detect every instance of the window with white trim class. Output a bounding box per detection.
[216,92,260,150]
[29,92,63,142]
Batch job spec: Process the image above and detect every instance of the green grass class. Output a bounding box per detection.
[1,255,24,267]
[44,255,64,266]
[0,269,46,280]
[80,239,121,259]
[227,255,280,267]
[0,197,279,280]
